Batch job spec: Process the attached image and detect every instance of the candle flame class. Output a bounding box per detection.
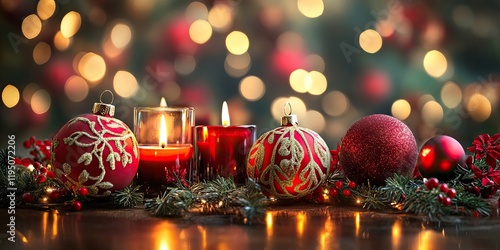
[159,114,167,148]
[160,97,167,107]
[202,126,208,141]
[221,101,230,126]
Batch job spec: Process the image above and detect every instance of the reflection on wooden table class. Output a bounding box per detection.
[2,205,500,249]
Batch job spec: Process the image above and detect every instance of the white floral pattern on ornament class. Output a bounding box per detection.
[53,115,138,197]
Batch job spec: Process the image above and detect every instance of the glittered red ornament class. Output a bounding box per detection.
[339,114,418,185]
[417,135,465,181]
[247,105,331,199]
[51,91,139,197]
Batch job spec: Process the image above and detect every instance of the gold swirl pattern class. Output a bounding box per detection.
[247,125,330,199]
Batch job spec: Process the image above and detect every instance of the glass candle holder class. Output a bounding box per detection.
[194,125,256,185]
[134,106,194,197]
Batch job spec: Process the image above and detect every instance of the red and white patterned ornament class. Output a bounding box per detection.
[247,104,331,199]
[51,91,139,197]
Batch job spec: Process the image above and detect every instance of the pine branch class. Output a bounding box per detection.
[112,184,144,208]
[144,187,194,217]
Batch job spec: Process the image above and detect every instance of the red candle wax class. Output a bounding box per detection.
[195,126,256,184]
[137,144,193,197]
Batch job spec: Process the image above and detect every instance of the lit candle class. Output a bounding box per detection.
[134,98,195,197]
[194,101,256,184]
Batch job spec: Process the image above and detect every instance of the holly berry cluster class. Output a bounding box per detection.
[424,177,457,206]
[304,180,356,203]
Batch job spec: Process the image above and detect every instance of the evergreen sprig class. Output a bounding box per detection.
[143,176,268,224]
[112,184,144,208]
[353,174,492,220]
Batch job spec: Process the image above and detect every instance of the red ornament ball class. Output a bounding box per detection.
[339,114,418,185]
[247,114,331,199]
[417,135,465,181]
[52,98,139,197]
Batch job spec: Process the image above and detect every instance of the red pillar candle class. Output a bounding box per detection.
[194,102,256,184]
[134,99,194,197]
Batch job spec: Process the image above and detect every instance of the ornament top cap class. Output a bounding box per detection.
[281,102,298,126]
[93,90,115,117]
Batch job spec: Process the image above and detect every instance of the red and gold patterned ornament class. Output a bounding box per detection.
[51,91,139,197]
[417,135,465,181]
[247,104,331,199]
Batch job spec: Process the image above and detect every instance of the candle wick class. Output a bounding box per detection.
[161,143,166,149]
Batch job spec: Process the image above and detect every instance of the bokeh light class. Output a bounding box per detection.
[359,29,383,54]
[208,3,233,32]
[164,82,181,102]
[54,31,71,51]
[440,81,462,109]
[2,84,20,108]
[225,52,251,78]
[37,0,56,21]
[174,54,196,75]
[391,99,411,120]
[22,14,42,39]
[33,42,51,65]
[307,71,327,95]
[301,110,326,133]
[77,52,106,84]
[113,70,139,98]
[297,0,324,18]
[226,31,249,55]
[61,11,82,38]
[31,89,51,114]
[423,50,447,78]
[306,54,325,72]
[239,76,266,101]
[189,20,212,44]
[421,100,443,126]
[64,76,89,102]
[111,23,132,49]
[186,2,208,20]
[453,5,474,28]
[22,83,40,104]
[290,69,310,93]
[466,93,491,122]
[322,91,349,117]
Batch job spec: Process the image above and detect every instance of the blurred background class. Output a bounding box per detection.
[1,0,500,149]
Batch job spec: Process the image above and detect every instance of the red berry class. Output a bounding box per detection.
[46,170,55,179]
[78,187,89,196]
[472,186,481,196]
[329,188,339,197]
[439,183,448,193]
[43,139,52,146]
[472,210,480,218]
[442,197,452,206]
[348,181,356,189]
[342,189,351,197]
[35,140,43,147]
[401,194,406,200]
[72,201,82,211]
[23,141,31,149]
[36,174,47,183]
[425,178,439,190]
[316,194,325,203]
[334,181,344,189]
[21,193,34,203]
[49,191,60,201]
[33,162,42,169]
[437,193,445,203]
[39,166,48,174]
[29,136,36,145]
[446,188,457,199]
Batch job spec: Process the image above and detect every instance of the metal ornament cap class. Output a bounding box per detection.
[92,90,115,117]
[281,114,298,126]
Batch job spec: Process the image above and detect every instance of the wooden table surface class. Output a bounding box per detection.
[1,204,500,250]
